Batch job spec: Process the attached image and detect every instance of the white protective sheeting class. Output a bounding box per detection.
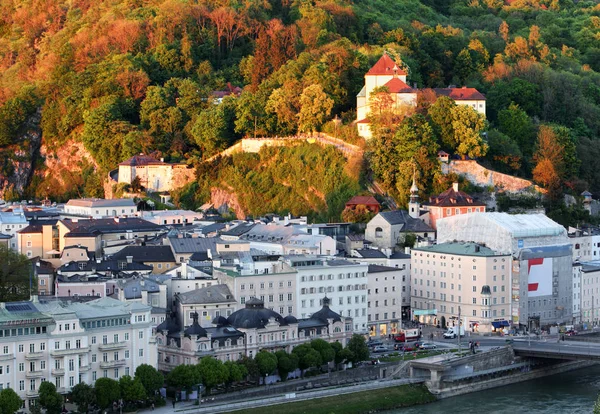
[437,213,568,254]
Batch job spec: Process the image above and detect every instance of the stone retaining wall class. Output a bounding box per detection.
[443,160,539,193]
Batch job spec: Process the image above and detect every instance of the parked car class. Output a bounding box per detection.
[368,340,384,348]
[419,342,437,350]
[401,342,419,352]
[373,345,388,353]
[565,329,577,336]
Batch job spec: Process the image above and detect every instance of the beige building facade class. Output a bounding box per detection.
[411,242,512,333]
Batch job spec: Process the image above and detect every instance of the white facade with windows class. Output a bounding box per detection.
[64,198,137,218]
[290,256,369,333]
[0,210,27,250]
[0,297,156,410]
[367,265,411,337]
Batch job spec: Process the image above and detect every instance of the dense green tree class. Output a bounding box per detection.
[94,378,121,410]
[197,356,228,391]
[0,86,42,147]
[451,105,488,159]
[166,364,201,392]
[255,351,278,378]
[297,84,334,134]
[238,356,260,382]
[310,339,335,364]
[71,383,95,414]
[0,246,35,302]
[134,364,164,397]
[428,96,457,150]
[497,103,536,156]
[191,97,238,158]
[0,388,23,414]
[38,382,63,414]
[486,129,523,173]
[119,375,146,404]
[223,361,247,386]
[274,350,299,380]
[346,334,369,364]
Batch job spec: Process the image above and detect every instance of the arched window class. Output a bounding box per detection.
[375,227,383,238]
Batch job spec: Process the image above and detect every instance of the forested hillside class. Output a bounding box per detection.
[0,0,599,219]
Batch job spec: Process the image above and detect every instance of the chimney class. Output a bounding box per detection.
[160,158,164,162]
[452,182,459,192]
[96,258,101,264]
[31,294,39,303]
[475,245,480,252]
[126,256,133,264]
[404,247,411,255]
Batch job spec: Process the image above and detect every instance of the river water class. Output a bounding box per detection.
[394,365,600,414]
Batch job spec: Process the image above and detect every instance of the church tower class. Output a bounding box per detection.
[408,173,420,219]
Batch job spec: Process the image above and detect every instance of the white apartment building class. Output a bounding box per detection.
[569,227,600,262]
[0,296,155,410]
[578,261,600,326]
[0,210,27,250]
[367,265,411,337]
[288,256,369,333]
[573,263,582,324]
[215,255,298,317]
[139,210,204,226]
[411,242,512,333]
[64,199,137,218]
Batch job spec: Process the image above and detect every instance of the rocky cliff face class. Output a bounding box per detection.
[210,187,246,219]
[0,109,42,200]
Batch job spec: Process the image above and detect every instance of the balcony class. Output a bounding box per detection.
[57,387,71,394]
[50,346,90,357]
[79,365,91,372]
[0,353,14,362]
[26,390,39,398]
[98,341,127,351]
[25,352,45,360]
[26,370,44,379]
[99,359,126,369]
[51,368,65,376]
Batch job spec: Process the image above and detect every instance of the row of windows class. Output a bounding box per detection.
[300,272,366,282]
[367,298,398,307]
[368,311,397,321]
[0,326,47,338]
[240,281,292,290]
[81,317,131,329]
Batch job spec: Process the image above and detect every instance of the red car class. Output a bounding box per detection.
[565,330,577,336]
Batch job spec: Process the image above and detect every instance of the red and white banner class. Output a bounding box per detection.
[527,258,552,297]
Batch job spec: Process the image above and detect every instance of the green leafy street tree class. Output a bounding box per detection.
[310,339,335,364]
[275,350,299,380]
[38,381,63,414]
[0,388,23,414]
[451,105,488,159]
[197,356,228,392]
[336,348,354,365]
[166,364,201,392]
[71,383,96,413]
[191,97,237,158]
[238,356,260,382]
[223,361,247,387]
[94,378,121,410]
[0,245,35,302]
[134,364,164,397]
[297,84,334,134]
[594,393,600,414]
[255,351,278,378]
[346,334,369,364]
[119,375,146,404]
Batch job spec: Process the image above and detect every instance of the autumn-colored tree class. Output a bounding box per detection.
[297,84,334,134]
[533,125,565,198]
[451,105,488,159]
[499,20,509,42]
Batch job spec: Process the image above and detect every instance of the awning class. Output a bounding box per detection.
[492,320,510,329]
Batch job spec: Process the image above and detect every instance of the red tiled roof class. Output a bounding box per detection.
[423,186,486,208]
[119,154,167,166]
[384,77,414,93]
[434,87,486,100]
[366,54,407,76]
[346,196,380,206]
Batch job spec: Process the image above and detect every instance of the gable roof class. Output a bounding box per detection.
[168,236,220,254]
[176,284,234,305]
[119,154,168,166]
[366,54,407,76]
[434,87,485,100]
[378,210,434,232]
[346,196,380,206]
[61,218,161,235]
[384,77,414,93]
[424,186,486,208]
[354,249,387,259]
[111,246,175,263]
[66,198,135,208]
